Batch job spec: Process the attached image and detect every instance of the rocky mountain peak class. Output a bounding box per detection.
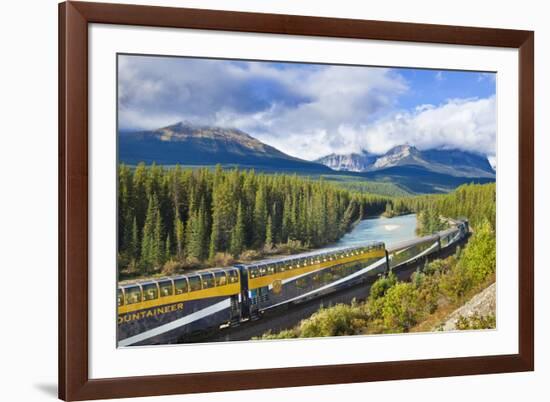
[314,150,375,172]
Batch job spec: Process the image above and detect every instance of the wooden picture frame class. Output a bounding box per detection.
[59,1,534,400]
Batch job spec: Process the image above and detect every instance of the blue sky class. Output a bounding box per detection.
[396,68,495,110]
[118,55,496,163]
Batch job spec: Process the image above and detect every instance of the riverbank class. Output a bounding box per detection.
[120,213,418,282]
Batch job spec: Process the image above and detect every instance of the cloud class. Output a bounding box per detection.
[359,96,496,157]
[118,55,495,161]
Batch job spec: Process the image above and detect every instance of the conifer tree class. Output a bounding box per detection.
[164,234,171,263]
[230,202,245,257]
[174,215,185,260]
[130,215,139,260]
[265,215,273,250]
[282,195,292,242]
[253,184,267,247]
[140,195,157,272]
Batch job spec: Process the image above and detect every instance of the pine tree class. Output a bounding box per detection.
[230,202,245,257]
[282,195,292,242]
[187,204,208,261]
[164,234,171,263]
[132,163,148,229]
[209,169,234,256]
[152,203,163,267]
[174,215,185,260]
[253,184,267,247]
[140,195,156,272]
[130,215,139,260]
[265,215,273,250]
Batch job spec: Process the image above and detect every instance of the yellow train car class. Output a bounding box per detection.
[237,242,387,314]
[117,267,240,346]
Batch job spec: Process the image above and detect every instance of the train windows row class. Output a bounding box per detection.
[248,244,383,279]
[118,269,239,306]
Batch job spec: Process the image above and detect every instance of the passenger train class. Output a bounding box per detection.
[117,219,469,346]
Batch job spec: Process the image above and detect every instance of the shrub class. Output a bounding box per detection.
[369,271,397,301]
[280,239,307,254]
[381,283,421,332]
[423,258,453,276]
[162,259,183,275]
[455,313,496,330]
[460,219,496,284]
[439,264,472,303]
[211,252,235,267]
[255,329,298,340]
[299,303,369,338]
[239,249,262,261]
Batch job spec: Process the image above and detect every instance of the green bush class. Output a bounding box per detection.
[369,271,397,301]
[439,264,473,303]
[381,283,421,332]
[299,303,369,338]
[460,219,496,284]
[455,313,496,330]
[255,329,298,340]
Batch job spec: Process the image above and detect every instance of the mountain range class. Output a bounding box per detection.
[119,122,495,193]
[119,122,332,173]
[315,144,495,179]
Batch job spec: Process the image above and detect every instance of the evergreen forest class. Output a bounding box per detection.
[118,163,390,278]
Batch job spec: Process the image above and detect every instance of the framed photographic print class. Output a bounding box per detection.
[59,1,534,400]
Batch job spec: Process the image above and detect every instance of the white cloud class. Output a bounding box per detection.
[118,55,495,161]
[356,96,496,156]
[225,96,496,161]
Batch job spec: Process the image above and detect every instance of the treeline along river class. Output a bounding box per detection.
[118,164,391,276]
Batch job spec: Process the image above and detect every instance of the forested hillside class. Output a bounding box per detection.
[384,183,496,235]
[118,164,390,277]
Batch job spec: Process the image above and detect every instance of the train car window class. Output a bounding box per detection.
[159,280,174,297]
[117,289,124,307]
[124,286,141,305]
[259,265,267,277]
[228,270,239,283]
[174,278,188,294]
[248,266,257,279]
[215,271,228,286]
[267,264,275,275]
[142,283,159,301]
[201,273,215,289]
[188,275,202,292]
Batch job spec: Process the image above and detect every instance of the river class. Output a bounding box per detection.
[331,213,418,249]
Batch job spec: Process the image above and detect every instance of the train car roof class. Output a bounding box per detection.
[241,241,385,268]
[118,266,239,288]
[386,233,439,253]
